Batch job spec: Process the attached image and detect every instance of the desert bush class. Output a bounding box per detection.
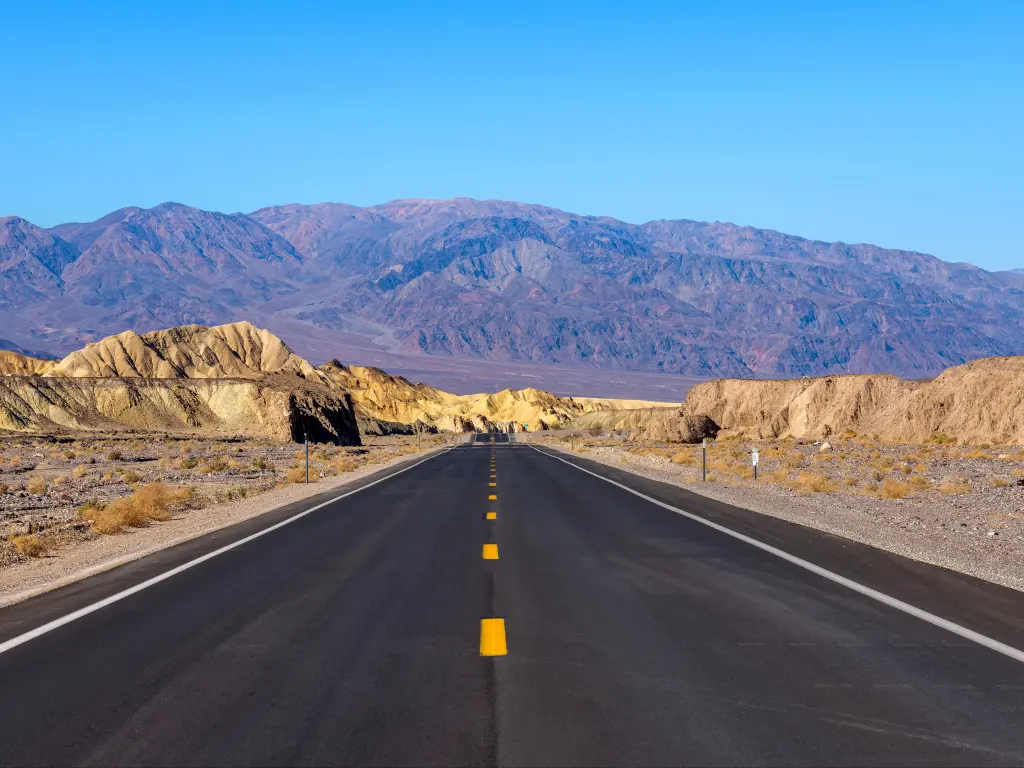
[964,449,989,459]
[929,433,956,445]
[286,466,315,483]
[335,457,358,473]
[122,470,143,484]
[83,483,195,534]
[781,452,806,469]
[879,479,913,499]
[51,474,70,486]
[0,483,8,494]
[671,451,696,466]
[939,479,971,495]
[63,450,76,460]
[994,478,1011,488]
[72,465,88,479]
[26,475,47,495]
[107,449,123,461]
[910,475,931,489]
[1012,468,1024,479]
[12,534,48,558]
[199,456,236,474]
[870,469,885,483]
[251,456,273,471]
[179,456,200,470]
[217,486,247,502]
[791,472,837,493]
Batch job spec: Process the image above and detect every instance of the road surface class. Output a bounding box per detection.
[0,443,1022,766]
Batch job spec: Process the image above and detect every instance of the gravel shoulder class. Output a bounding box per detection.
[0,445,440,609]
[535,437,1024,593]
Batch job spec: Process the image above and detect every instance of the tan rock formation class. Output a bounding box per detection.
[0,351,54,376]
[678,356,1024,444]
[49,322,324,381]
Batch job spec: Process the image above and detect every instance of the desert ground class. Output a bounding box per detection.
[534,431,1024,591]
[0,432,444,570]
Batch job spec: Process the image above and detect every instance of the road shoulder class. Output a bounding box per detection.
[531,444,1024,652]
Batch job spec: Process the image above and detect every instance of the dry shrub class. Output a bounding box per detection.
[1012,469,1024,479]
[72,465,88,479]
[122,470,143,484]
[843,477,858,487]
[251,456,273,471]
[82,483,195,534]
[51,474,70,486]
[199,456,236,474]
[770,469,789,484]
[781,452,806,469]
[26,475,47,495]
[964,449,989,459]
[671,451,696,465]
[910,475,931,490]
[12,534,48,558]
[63,450,76,460]
[879,479,913,499]
[335,457,358,473]
[107,450,123,461]
[870,469,885,482]
[286,466,316,483]
[898,464,912,475]
[0,482,8,494]
[939,479,971,495]
[791,472,837,493]
[993,478,1011,488]
[179,456,199,469]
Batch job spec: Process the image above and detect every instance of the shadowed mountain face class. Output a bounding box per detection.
[1,198,1023,380]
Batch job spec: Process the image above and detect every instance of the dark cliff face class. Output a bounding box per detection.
[1,198,1022,379]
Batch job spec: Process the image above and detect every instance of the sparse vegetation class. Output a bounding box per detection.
[107,450,123,461]
[12,534,48,558]
[878,479,913,499]
[80,483,196,534]
[26,475,47,495]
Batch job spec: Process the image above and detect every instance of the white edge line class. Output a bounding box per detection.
[0,448,452,656]
[531,445,1024,665]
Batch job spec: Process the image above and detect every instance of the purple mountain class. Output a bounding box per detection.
[1,198,1022,381]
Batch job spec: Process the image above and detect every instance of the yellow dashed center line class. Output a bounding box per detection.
[489,482,496,487]
[480,618,507,656]
[486,512,497,520]
[482,543,499,560]
[489,494,497,500]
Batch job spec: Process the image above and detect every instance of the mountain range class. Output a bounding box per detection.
[3,198,1023,388]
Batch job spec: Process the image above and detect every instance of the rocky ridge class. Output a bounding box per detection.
[0,321,668,441]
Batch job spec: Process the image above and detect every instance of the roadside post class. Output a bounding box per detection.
[304,429,309,484]
[752,447,759,480]
[702,437,707,482]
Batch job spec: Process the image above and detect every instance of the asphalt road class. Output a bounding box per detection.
[0,443,1023,766]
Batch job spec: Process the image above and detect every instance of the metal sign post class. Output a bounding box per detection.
[702,437,707,482]
[304,429,309,484]
[752,448,759,480]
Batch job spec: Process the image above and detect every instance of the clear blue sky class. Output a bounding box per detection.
[2,1,1021,270]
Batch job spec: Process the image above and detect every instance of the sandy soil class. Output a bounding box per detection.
[534,433,1024,592]
[0,434,448,607]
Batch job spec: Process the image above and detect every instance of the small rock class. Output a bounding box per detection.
[987,530,997,537]
[819,441,833,453]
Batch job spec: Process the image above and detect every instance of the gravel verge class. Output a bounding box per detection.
[0,446,441,609]
[536,439,1024,593]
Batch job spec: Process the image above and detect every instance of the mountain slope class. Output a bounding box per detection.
[0,198,1021,380]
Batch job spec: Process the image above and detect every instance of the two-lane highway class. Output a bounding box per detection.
[0,443,1022,766]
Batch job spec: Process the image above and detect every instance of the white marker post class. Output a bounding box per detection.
[752,447,759,481]
[702,437,708,482]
